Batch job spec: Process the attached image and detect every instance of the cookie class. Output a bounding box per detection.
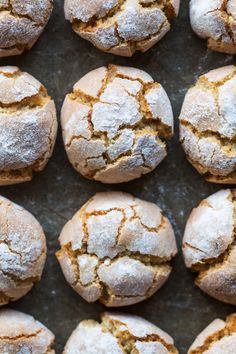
[0,0,53,57]
[56,192,177,307]
[64,0,180,56]
[0,66,57,185]
[63,312,178,354]
[61,65,173,183]
[183,189,236,305]
[0,196,47,305]
[179,65,236,184]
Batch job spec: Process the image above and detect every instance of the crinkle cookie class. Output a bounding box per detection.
[0,66,58,186]
[63,312,179,354]
[0,309,55,353]
[179,65,236,184]
[61,65,174,184]
[188,314,236,354]
[183,189,236,305]
[190,0,236,54]
[0,196,47,306]
[0,0,53,57]
[64,0,180,57]
[56,192,177,307]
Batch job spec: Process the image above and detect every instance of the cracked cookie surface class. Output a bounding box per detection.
[61,65,174,184]
[63,312,178,354]
[56,191,177,307]
[0,0,53,57]
[0,309,55,353]
[190,0,236,54]
[0,196,47,306]
[183,189,236,305]
[0,66,58,186]
[64,0,180,56]
[179,65,236,184]
[188,314,236,354]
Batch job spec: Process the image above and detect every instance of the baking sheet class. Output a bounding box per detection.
[0,1,235,353]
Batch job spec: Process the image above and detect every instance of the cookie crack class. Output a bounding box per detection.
[189,314,236,354]
[101,316,178,354]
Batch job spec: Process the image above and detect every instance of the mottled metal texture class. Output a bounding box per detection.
[0,1,235,353]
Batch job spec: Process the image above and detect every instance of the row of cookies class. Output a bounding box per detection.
[1,64,236,185]
[1,307,236,352]
[1,1,236,57]
[0,189,235,307]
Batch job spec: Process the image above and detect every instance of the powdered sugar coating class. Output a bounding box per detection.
[0,309,55,353]
[0,0,53,57]
[188,314,236,354]
[190,0,236,54]
[64,0,180,57]
[0,66,58,186]
[179,65,236,184]
[63,312,178,354]
[0,196,47,305]
[61,65,173,184]
[183,189,236,305]
[57,191,177,307]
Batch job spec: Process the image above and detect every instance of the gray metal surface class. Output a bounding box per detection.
[0,1,235,353]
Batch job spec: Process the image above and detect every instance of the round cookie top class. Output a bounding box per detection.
[64,0,180,56]
[190,0,236,54]
[0,0,53,57]
[188,314,236,354]
[61,64,174,184]
[183,189,236,305]
[57,191,177,307]
[0,66,58,186]
[0,196,47,306]
[0,309,55,353]
[64,312,179,354]
[179,65,236,184]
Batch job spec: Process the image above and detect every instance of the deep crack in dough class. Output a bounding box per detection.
[183,189,236,305]
[64,0,180,57]
[190,0,236,54]
[63,312,179,354]
[179,65,236,184]
[61,65,174,184]
[0,309,55,353]
[0,66,58,186]
[56,191,177,307]
[0,196,47,306]
[188,314,236,354]
[0,0,53,57]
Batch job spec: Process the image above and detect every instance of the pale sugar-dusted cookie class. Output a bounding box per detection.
[0,66,58,185]
[0,196,47,305]
[56,191,177,307]
[190,0,236,54]
[183,189,236,305]
[0,0,53,57]
[63,312,178,354]
[188,314,236,354]
[179,65,236,184]
[0,309,55,353]
[64,0,180,57]
[61,65,174,184]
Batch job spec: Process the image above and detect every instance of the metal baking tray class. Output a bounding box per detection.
[0,1,235,353]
